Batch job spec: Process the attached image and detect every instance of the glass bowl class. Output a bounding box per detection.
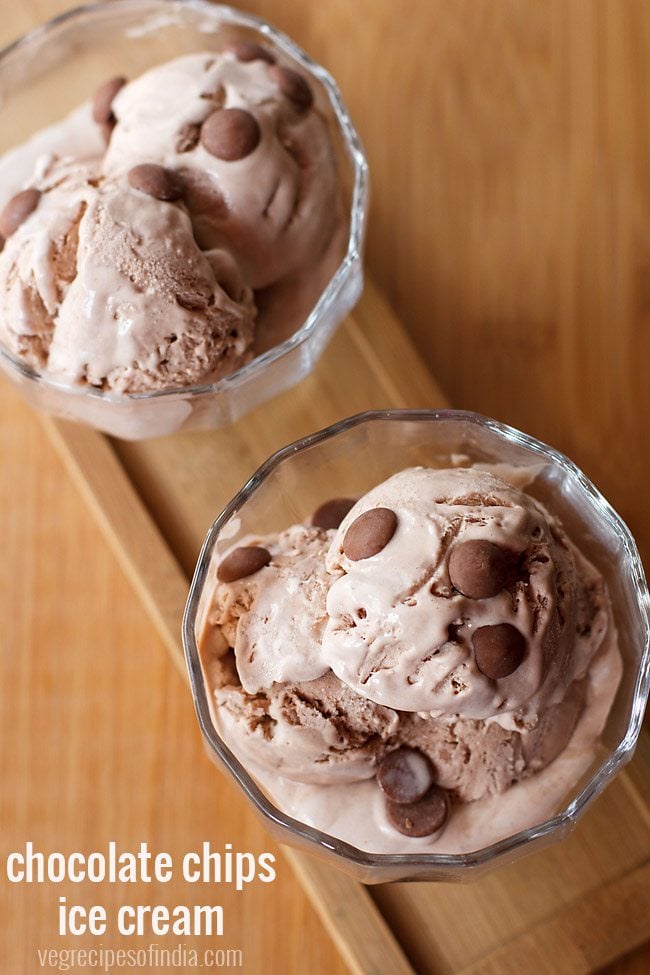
[0,0,367,439]
[183,409,650,883]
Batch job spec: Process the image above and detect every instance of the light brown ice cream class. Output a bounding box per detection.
[200,526,397,784]
[0,157,254,391]
[322,468,608,729]
[0,48,343,395]
[104,51,341,291]
[198,466,621,853]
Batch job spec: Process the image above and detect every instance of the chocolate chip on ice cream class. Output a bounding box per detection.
[386,786,449,838]
[377,747,435,804]
[127,164,183,201]
[92,75,127,142]
[200,108,261,161]
[227,41,276,64]
[311,498,357,531]
[449,539,517,599]
[92,76,127,124]
[0,188,41,239]
[472,623,526,680]
[217,546,272,583]
[268,65,314,112]
[342,507,398,561]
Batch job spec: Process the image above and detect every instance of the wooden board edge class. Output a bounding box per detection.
[458,862,650,975]
[41,412,415,975]
[348,279,448,407]
[284,849,414,975]
[43,415,189,677]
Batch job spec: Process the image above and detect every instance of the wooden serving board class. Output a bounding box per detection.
[43,281,650,975]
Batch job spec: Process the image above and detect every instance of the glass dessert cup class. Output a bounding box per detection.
[183,409,650,884]
[0,0,367,440]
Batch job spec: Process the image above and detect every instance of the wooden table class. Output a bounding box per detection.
[1,2,648,973]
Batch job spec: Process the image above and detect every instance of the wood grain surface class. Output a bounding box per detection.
[39,281,650,975]
[1,1,649,974]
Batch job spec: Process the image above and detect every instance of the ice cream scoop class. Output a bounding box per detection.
[0,48,342,398]
[102,49,341,290]
[200,525,397,783]
[0,158,254,391]
[208,525,333,692]
[323,467,608,723]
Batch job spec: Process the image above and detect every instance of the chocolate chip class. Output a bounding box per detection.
[386,785,449,838]
[0,188,41,239]
[449,539,517,600]
[342,507,397,561]
[268,65,313,112]
[92,75,127,125]
[227,41,275,64]
[472,623,526,680]
[217,546,271,583]
[128,164,183,201]
[377,748,435,805]
[311,498,357,530]
[200,108,261,161]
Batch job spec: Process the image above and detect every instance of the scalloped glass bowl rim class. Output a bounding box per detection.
[183,408,650,873]
[0,0,368,405]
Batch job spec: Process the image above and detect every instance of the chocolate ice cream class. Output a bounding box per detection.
[0,47,343,396]
[200,525,398,784]
[198,466,622,853]
[103,51,340,291]
[0,157,254,391]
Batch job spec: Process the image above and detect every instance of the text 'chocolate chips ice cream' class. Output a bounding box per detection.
[198,466,622,854]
